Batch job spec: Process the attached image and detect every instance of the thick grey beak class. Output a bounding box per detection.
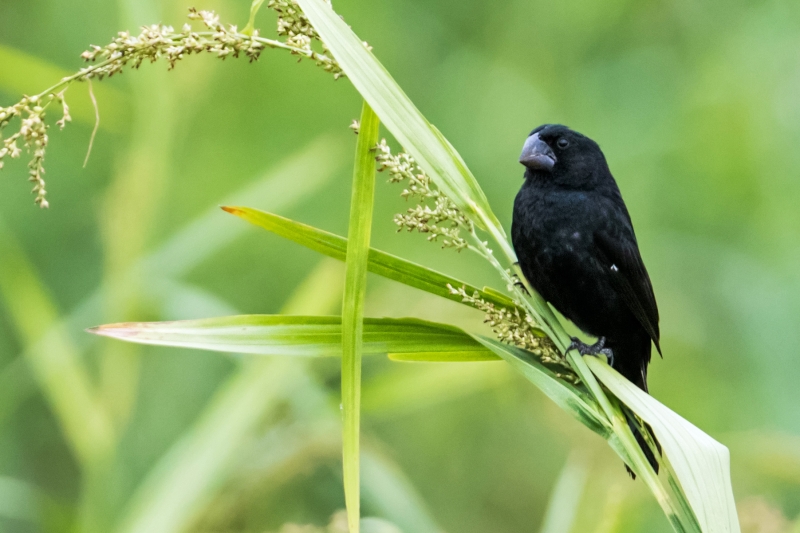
[519,133,556,171]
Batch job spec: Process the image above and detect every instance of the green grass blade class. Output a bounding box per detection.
[586,357,739,533]
[474,336,610,437]
[342,102,380,533]
[294,0,502,235]
[88,315,491,360]
[222,206,515,309]
[88,315,493,360]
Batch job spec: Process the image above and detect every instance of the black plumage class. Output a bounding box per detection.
[511,124,661,474]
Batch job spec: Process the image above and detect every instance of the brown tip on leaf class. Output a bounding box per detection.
[220,206,241,215]
[85,323,138,338]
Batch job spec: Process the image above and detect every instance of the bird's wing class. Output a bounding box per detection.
[593,229,661,355]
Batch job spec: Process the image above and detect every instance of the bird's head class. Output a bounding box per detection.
[519,124,610,188]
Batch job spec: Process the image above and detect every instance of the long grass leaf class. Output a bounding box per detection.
[88,315,494,361]
[341,102,380,533]
[222,206,515,309]
[586,357,739,533]
[294,0,502,235]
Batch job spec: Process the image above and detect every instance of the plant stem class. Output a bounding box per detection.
[341,102,380,533]
[243,0,267,35]
[19,32,324,107]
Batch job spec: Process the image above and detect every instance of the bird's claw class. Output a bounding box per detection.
[567,336,614,366]
[510,271,531,296]
[513,279,530,296]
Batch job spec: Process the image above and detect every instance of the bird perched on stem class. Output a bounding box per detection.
[511,124,661,475]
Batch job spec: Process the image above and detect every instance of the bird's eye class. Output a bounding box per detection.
[557,138,570,149]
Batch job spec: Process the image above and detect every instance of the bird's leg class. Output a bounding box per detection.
[567,336,614,366]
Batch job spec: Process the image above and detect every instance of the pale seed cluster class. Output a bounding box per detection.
[0,90,71,208]
[79,9,267,76]
[1,4,346,207]
[374,138,473,250]
[268,0,346,78]
[447,284,566,366]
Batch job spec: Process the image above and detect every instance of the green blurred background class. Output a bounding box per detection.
[1,0,799,532]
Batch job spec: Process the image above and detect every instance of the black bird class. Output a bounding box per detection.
[511,124,661,474]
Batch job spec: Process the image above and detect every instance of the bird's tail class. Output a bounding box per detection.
[624,411,661,478]
[606,338,662,477]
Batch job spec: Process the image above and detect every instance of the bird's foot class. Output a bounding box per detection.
[567,336,614,366]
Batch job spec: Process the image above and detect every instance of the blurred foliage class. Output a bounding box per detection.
[1,0,799,532]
